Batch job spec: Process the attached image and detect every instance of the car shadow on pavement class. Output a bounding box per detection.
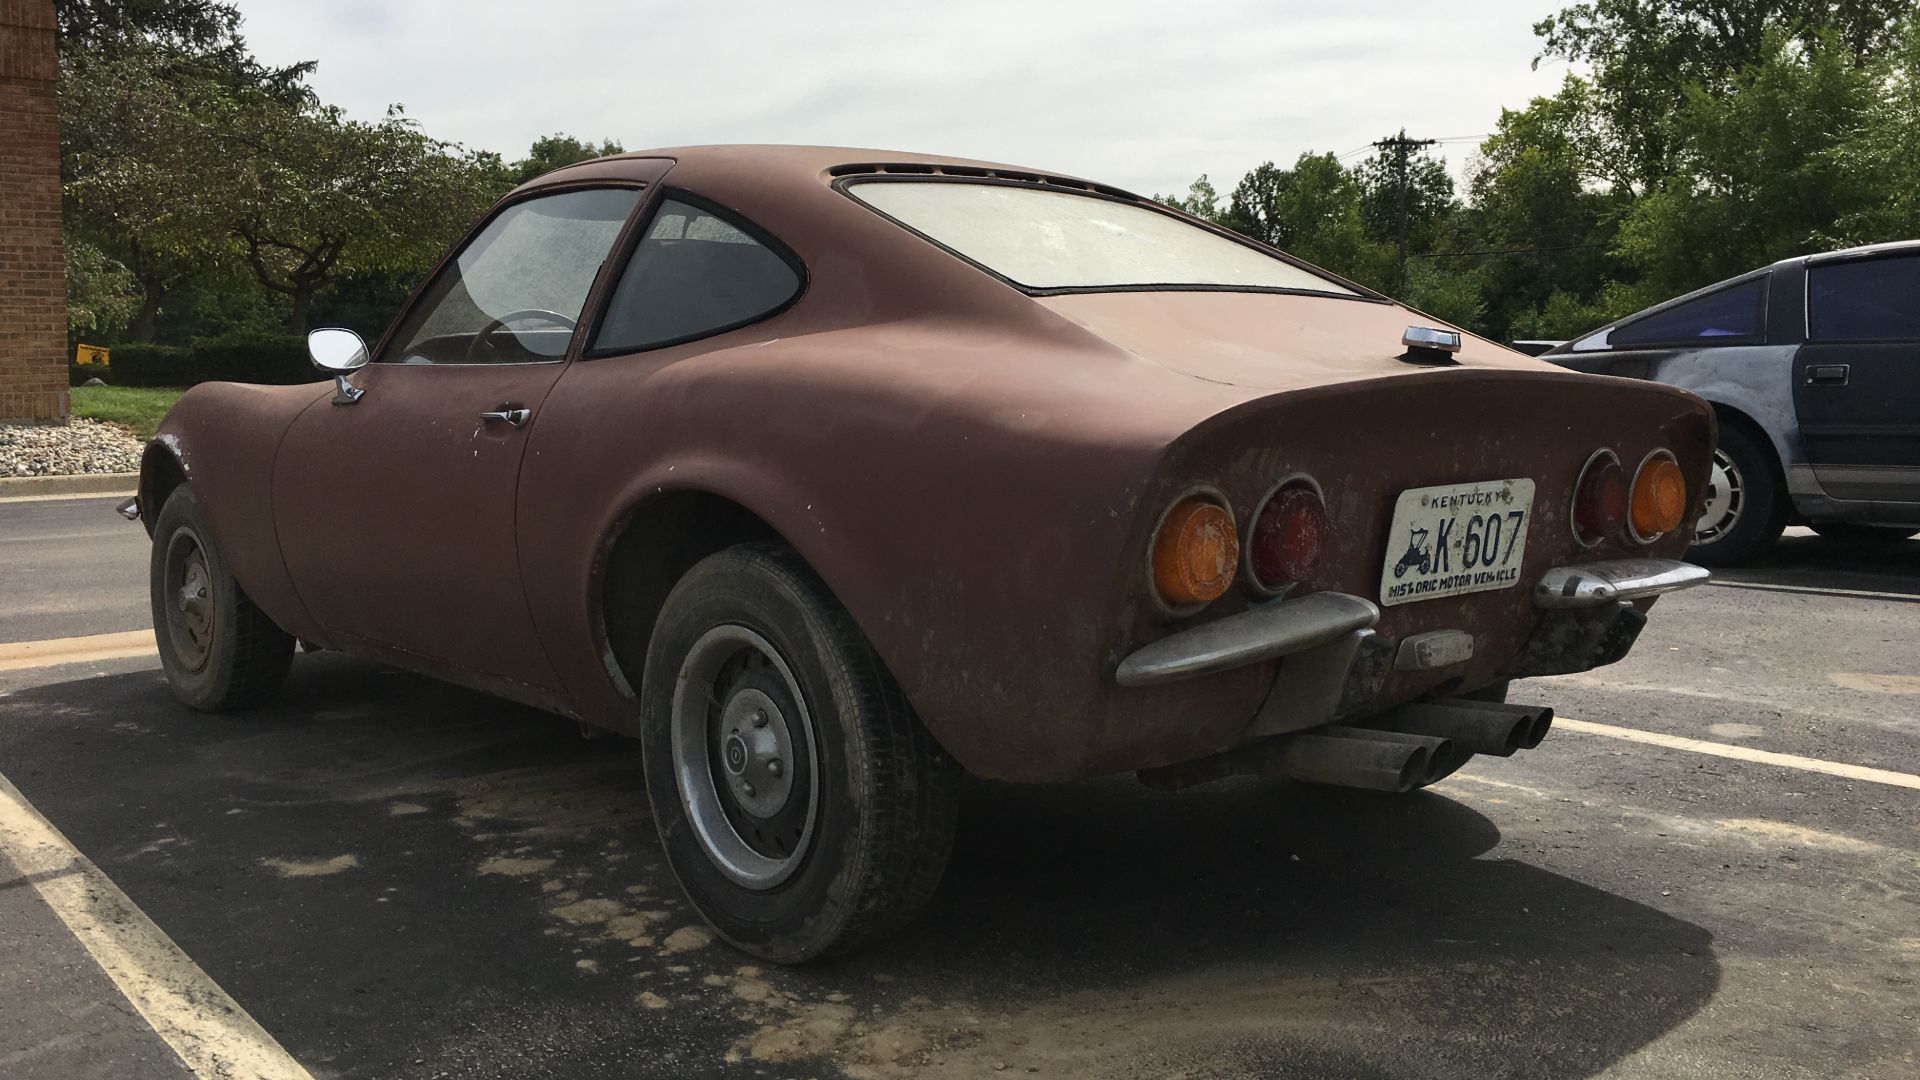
[1712,532,1919,597]
[0,655,1719,1080]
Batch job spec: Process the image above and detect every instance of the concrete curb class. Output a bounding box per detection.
[0,472,138,498]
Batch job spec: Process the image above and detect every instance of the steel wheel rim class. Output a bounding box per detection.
[1694,448,1743,544]
[162,526,215,672]
[670,624,820,890]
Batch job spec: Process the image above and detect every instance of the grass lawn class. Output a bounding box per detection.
[70,385,185,440]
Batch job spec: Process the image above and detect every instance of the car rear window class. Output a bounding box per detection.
[1608,278,1767,347]
[845,180,1356,295]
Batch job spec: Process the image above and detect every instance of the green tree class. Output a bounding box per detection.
[1833,16,1920,240]
[63,238,139,342]
[1460,79,1633,338]
[1615,28,1886,297]
[60,45,240,340]
[220,101,506,331]
[1352,141,1455,258]
[1223,153,1391,286]
[1153,175,1223,223]
[1534,0,1911,187]
[510,133,625,184]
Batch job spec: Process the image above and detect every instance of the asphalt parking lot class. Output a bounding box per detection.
[2,495,1915,1079]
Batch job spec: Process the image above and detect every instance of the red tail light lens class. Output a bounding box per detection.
[1572,450,1627,546]
[1248,482,1327,592]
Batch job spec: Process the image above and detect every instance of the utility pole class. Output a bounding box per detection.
[1373,129,1436,280]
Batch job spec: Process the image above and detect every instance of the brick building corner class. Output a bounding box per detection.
[0,0,70,422]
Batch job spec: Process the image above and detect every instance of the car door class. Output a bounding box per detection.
[1794,252,1920,504]
[274,184,646,693]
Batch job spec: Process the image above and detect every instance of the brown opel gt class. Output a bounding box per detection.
[127,145,1713,961]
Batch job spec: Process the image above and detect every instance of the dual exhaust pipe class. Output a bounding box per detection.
[1138,697,1552,794]
[1285,699,1553,792]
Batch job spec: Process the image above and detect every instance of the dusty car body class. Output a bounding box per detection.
[131,145,1713,960]
[1547,242,1920,563]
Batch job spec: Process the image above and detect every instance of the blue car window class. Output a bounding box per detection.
[1610,278,1766,347]
[1809,255,1920,341]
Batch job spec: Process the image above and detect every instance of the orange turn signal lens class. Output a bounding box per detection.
[1152,497,1239,607]
[1629,452,1687,540]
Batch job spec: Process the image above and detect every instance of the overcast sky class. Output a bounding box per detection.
[234,0,1571,199]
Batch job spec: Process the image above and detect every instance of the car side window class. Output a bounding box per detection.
[1808,255,1920,342]
[383,188,639,365]
[590,199,801,354]
[1608,277,1767,348]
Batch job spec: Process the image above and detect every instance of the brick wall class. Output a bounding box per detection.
[0,0,69,422]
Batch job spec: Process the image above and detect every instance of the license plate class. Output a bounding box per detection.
[1379,478,1535,606]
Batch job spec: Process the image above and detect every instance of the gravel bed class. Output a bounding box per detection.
[0,418,145,476]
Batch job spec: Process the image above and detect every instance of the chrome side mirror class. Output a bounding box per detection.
[308,328,369,405]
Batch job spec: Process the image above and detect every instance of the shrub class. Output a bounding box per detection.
[68,333,322,388]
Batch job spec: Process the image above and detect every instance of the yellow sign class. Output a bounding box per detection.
[75,343,110,367]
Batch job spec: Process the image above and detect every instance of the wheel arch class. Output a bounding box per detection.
[594,487,788,709]
[136,438,188,538]
[1704,400,1788,496]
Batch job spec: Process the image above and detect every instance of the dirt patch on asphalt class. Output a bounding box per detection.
[1712,818,1882,854]
[260,854,360,877]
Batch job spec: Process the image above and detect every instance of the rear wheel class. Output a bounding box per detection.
[150,486,294,711]
[1687,424,1785,566]
[639,543,961,963]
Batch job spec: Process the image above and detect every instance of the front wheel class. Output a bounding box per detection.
[639,543,961,963]
[1687,425,1785,567]
[149,486,294,710]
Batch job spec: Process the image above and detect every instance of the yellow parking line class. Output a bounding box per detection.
[0,771,315,1080]
[0,630,156,671]
[0,491,133,505]
[1555,717,1920,791]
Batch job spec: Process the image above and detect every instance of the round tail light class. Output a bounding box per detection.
[1151,496,1238,608]
[1630,451,1687,541]
[1571,450,1627,546]
[1248,482,1327,593]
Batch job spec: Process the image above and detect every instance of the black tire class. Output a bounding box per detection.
[1687,423,1786,567]
[149,485,295,711]
[1809,522,1918,543]
[638,543,961,963]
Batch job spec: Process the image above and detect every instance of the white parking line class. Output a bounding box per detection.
[0,771,314,1079]
[0,630,156,671]
[1710,579,1920,603]
[1555,717,1920,791]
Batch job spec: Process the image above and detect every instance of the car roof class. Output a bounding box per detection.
[1801,238,1920,266]
[513,144,1134,200]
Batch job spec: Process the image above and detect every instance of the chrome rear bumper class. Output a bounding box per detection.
[1114,558,1707,687]
[1533,558,1710,608]
[1114,592,1379,687]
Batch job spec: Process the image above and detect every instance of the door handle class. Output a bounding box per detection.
[479,407,532,428]
[1806,364,1850,385]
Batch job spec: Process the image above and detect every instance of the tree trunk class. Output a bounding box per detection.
[130,289,164,343]
[288,287,313,334]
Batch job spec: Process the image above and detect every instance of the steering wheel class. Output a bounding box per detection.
[464,308,578,362]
